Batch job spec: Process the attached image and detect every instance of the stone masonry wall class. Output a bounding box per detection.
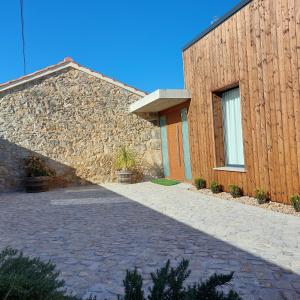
[0,68,162,191]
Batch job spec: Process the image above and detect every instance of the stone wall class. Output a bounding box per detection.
[0,68,162,191]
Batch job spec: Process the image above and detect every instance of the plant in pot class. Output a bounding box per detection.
[23,156,55,193]
[114,147,136,184]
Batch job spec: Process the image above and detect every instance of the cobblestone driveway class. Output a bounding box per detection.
[0,182,300,299]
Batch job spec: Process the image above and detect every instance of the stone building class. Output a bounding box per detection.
[0,58,162,191]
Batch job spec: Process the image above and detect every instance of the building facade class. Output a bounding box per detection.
[0,59,162,191]
[132,0,300,204]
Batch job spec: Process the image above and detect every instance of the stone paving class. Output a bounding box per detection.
[0,182,300,299]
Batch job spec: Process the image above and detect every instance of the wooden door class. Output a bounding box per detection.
[167,110,185,181]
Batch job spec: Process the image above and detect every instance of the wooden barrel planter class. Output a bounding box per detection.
[116,170,133,184]
[23,176,50,193]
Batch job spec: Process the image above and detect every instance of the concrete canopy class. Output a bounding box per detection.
[129,89,191,113]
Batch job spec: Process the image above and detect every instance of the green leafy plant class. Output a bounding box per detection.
[210,180,221,193]
[0,247,90,300]
[0,248,241,300]
[255,189,269,204]
[184,273,241,300]
[148,259,190,300]
[114,147,136,171]
[194,178,206,190]
[123,267,144,300]
[228,185,243,198]
[23,155,55,177]
[290,195,300,212]
[124,259,240,300]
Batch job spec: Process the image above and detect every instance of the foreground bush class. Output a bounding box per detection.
[194,178,206,190]
[0,248,94,300]
[123,259,241,300]
[0,248,241,300]
[290,195,300,212]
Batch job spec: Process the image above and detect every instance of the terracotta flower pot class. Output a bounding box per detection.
[23,176,50,193]
[116,170,133,184]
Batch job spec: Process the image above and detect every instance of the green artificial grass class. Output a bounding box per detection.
[151,178,180,186]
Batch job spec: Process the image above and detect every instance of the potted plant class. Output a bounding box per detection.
[23,156,55,193]
[114,147,136,184]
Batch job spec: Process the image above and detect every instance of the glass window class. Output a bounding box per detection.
[222,87,244,167]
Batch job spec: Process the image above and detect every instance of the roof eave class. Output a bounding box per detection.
[0,62,72,93]
[0,60,146,97]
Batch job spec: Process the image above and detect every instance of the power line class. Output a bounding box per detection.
[19,0,27,75]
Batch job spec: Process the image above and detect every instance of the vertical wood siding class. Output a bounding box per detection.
[183,0,300,203]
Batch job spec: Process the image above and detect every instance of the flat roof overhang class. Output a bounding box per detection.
[130,89,191,113]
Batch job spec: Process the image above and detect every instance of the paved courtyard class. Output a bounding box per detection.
[0,182,300,299]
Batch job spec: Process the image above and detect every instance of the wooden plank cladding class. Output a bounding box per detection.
[183,0,300,204]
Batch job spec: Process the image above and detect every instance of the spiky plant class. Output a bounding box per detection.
[123,259,240,300]
[123,268,144,300]
[114,147,136,171]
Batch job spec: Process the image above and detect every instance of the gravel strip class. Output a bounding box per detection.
[190,187,300,217]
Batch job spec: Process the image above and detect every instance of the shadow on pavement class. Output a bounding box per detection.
[0,185,299,300]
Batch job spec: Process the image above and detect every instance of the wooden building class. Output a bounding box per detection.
[131,0,300,204]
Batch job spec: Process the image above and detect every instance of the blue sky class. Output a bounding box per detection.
[1,0,241,93]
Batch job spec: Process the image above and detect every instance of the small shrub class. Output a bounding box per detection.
[194,178,206,190]
[228,185,243,198]
[290,195,300,212]
[210,180,221,193]
[255,189,269,204]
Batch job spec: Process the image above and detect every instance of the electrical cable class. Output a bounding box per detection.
[19,0,27,74]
